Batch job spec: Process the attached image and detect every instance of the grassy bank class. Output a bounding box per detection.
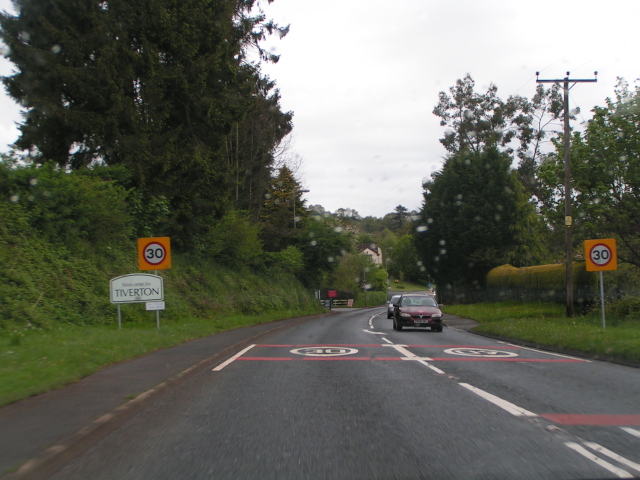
[0,308,320,407]
[445,302,640,364]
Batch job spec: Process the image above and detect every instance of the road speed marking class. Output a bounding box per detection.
[444,348,518,358]
[290,347,359,357]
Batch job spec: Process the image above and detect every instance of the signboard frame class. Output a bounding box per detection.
[110,274,164,304]
[138,237,172,271]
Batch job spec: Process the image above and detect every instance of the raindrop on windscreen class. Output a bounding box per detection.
[415,225,428,233]
[51,44,61,54]
[333,226,343,233]
[310,240,317,246]
[29,178,38,186]
[10,195,19,203]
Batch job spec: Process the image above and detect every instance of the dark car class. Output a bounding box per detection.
[392,294,443,332]
[386,294,401,318]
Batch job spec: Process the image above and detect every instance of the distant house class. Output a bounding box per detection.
[358,243,383,266]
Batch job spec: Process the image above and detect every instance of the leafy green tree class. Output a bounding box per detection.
[388,234,422,282]
[260,165,308,252]
[538,79,640,267]
[293,217,353,288]
[432,74,534,159]
[0,0,289,249]
[415,148,545,290]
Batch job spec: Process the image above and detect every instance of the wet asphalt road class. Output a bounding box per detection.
[50,308,640,479]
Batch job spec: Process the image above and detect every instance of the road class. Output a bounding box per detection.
[51,307,640,479]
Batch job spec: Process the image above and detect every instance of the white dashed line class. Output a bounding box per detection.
[583,442,640,474]
[564,442,634,478]
[621,427,640,439]
[459,383,538,417]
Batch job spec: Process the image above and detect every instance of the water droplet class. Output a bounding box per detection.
[327,256,334,263]
[439,240,446,246]
[440,249,447,255]
[51,44,61,54]
[29,178,38,186]
[19,31,30,42]
[264,193,272,199]
[474,215,481,221]
[333,226,343,233]
[427,218,434,224]
[10,195,19,202]
[310,240,317,246]
[415,225,428,233]
[495,214,501,221]
[619,155,627,162]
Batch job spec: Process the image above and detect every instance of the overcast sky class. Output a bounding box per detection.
[1,0,639,218]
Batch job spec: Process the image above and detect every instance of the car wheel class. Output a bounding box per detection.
[434,326,443,332]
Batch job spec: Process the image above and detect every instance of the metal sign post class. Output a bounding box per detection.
[584,239,618,331]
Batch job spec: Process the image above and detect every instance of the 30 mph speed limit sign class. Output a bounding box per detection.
[584,238,617,271]
[138,237,172,270]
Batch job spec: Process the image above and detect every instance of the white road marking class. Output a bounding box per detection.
[564,442,634,478]
[212,344,256,371]
[363,329,385,335]
[389,344,431,360]
[584,442,640,473]
[621,427,640,439]
[497,341,591,362]
[386,344,445,374]
[381,337,393,344]
[459,383,538,417]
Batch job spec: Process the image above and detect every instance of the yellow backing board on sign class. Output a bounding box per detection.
[138,237,172,270]
[584,238,617,272]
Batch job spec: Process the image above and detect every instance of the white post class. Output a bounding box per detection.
[599,271,606,331]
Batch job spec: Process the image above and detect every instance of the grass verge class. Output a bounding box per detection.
[0,308,319,407]
[445,302,640,364]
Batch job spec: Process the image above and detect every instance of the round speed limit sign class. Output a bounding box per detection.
[143,242,166,265]
[590,244,612,266]
[584,239,617,272]
[138,237,172,270]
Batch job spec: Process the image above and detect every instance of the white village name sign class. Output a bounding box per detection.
[110,274,164,303]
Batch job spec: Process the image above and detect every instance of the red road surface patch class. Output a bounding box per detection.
[540,414,640,426]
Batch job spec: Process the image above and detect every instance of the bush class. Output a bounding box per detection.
[607,296,640,321]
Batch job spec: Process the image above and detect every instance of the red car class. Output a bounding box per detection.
[392,294,443,332]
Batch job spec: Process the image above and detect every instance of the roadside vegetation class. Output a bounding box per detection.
[445,302,640,364]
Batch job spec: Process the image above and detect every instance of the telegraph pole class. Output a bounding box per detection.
[536,71,597,317]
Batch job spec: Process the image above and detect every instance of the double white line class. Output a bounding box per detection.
[565,441,640,478]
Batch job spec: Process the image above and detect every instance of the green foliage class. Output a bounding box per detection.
[202,210,263,267]
[263,245,305,276]
[0,0,291,248]
[260,166,308,251]
[387,234,422,282]
[293,217,354,288]
[445,301,640,364]
[606,296,640,322]
[535,78,640,266]
[415,148,545,292]
[432,74,535,160]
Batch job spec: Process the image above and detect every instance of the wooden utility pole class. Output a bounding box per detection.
[536,71,597,317]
